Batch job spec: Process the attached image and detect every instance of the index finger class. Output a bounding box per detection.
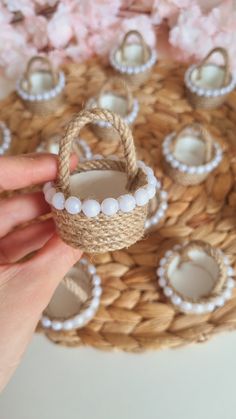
[0,153,77,192]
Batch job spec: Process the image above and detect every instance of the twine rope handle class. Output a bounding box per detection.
[197,47,230,86]
[24,55,58,91]
[58,108,138,195]
[98,77,133,113]
[120,30,149,63]
[173,241,227,297]
[173,123,213,163]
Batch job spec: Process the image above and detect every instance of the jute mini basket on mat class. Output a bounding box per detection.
[110,30,157,88]
[162,123,223,186]
[43,108,159,253]
[16,55,65,115]
[86,77,138,141]
[185,47,236,109]
[157,241,235,315]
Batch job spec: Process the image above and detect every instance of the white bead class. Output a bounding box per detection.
[161,191,168,200]
[157,267,165,276]
[146,185,156,199]
[63,320,75,331]
[92,286,102,297]
[88,264,96,275]
[222,289,232,300]
[165,250,173,258]
[159,257,167,266]
[226,278,235,289]
[41,316,51,328]
[171,294,182,305]
[134,188,149,206]
[84,308,95,319]
[118,194,136,213]
[80,258,88,265]
[205,302,215,312]
[82,199,100,217]
[65,196,82,215]
[101,198,119,216]
[91,297,100,310]
[158,277,166,287]
[214,296,225,307]
[144,167,154,177]
[45,187,56,204]
[164,286,173,297]
[51,192,65,210]
[180,301,193,312]
[192,304,204,314]
[73,314,85,327]
[51,320,63,331]
[227,266,235,276]
[92,275,101,286]
[148,175,157,187]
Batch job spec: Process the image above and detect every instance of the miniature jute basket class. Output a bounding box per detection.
[48,108,151,253]
[185,47,236,109]
[16,55,65,115]
[162,123,223,186]
[110,30,157,88]
[86,77,138,142]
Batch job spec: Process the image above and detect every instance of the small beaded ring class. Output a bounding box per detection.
[144,182,168,230]
[41,258,102,331]
[43,160,159,218]
[0,121,11,155]
[156,241,235,314]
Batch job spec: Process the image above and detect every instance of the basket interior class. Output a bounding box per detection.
[45,262,90,318]
[99,93,129,117]
[173,135,206,166]
[191,64,226,89]
[22,70,54,94]
[115,44,148,66]
[70,170,131,200]
[167,248,219,299]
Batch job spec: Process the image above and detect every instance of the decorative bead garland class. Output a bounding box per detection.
[184,65,236,97]
[87,98,139,127]
[16,71,65,102]
[162,132,223,175]
[41,258,102,331]
[110,48,157,75]
[145,185,168,230]
[156,244,235,314]
[43,160,160,218]
[0,121,11,155]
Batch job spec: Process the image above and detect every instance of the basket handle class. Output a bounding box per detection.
[197,47,230,86]
[120,30,149,63]
[173,123,213,163]
[58,108,138,194]
[24,55,58,91]
[98,77,133,113]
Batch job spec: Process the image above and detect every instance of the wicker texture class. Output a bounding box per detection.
[1,59,236,351]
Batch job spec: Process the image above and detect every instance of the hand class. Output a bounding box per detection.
[0,153,82,392]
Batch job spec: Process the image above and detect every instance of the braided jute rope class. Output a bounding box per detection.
[53,108,148,253]
[2,59,236,351]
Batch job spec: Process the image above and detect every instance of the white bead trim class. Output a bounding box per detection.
[86,98,139,127]
[162,132,223,175]
[40,258,101,331]
[184,64,236,97]
[156,244,235,314]
[145,184,168,230]
[43,160,159,218]
[110,48,157,75]
[0,121,11,155]
[16,71,65,102]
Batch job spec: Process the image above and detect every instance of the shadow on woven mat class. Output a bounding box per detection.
[1,59,236,352]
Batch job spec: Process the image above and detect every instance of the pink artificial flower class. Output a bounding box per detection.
[79,0,121,30]
[4,0,35,16]
[0,4,12,23]
[152,0,192,25]
[23,15,48,50]
[47,3,74,49]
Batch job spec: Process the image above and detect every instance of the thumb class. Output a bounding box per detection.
[22,234,83,312]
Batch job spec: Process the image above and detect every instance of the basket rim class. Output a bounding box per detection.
[156,241,235,314]
[16,70,65,102]
[43,160,159,218]
[86,96,139,127]
[184,63,236,97]
[162,132,223,175]
[110,46,157,75]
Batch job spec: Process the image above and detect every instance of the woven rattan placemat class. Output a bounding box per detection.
[1,60,236,352]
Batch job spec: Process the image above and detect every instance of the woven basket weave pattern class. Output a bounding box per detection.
[1,59,236,351]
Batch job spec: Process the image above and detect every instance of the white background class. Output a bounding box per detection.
[1,332,236,419]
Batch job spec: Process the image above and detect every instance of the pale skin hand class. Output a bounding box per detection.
[0,153,82,392]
